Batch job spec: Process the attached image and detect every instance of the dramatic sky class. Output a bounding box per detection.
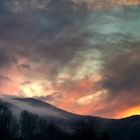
[0,0,140,118]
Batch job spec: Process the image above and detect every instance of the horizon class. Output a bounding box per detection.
[0,0,140,119]
[0,95,140,119]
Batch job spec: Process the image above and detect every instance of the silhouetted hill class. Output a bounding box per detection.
[0,97,140,140]
[101,115,140,140]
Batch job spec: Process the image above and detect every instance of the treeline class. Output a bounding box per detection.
[0,104,111,140]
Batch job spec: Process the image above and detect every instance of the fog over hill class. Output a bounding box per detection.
[0,96,140,140]
[0,96,80,120]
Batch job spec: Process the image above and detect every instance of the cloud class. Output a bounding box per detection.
[35,92,62,104]
[0,47,17,68]
[0,0,140,77]
[95,45,140,117]
[102,46,140,93]
[0,75,11,83]
[0,0,140,118]
[0,0,90,79]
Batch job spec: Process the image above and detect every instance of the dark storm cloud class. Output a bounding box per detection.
[0,0,140,93]
[0,0,90,78]
[101,44,140,95]
[20,64,31,70]
[0,0,139,73]
[27,0,89,63]
[0,75,11,82]
[0,47,17,68]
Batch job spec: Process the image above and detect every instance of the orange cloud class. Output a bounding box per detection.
[81,0,140,10]
[0,66,22,96]
[56,75,106,115]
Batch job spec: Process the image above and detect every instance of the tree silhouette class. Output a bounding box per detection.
[0,105,111,140]
[0,104,15,139]
[74,117,98,140]
[20,110,40,140]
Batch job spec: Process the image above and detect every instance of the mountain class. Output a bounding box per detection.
[0,97,140,140]
[0,97,78,119]
[101,115,140,140]
[0,96,105,140]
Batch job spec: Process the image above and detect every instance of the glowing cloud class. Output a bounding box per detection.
[117,105,140,118]
[0,0,140,118]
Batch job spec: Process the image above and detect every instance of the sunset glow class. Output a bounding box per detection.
[117,105,140,118]
[0,0,140,119]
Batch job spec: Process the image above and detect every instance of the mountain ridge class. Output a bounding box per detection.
[0,97,140,140]
[1,96,139,120]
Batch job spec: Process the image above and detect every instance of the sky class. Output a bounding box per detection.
[0,0,140,118]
